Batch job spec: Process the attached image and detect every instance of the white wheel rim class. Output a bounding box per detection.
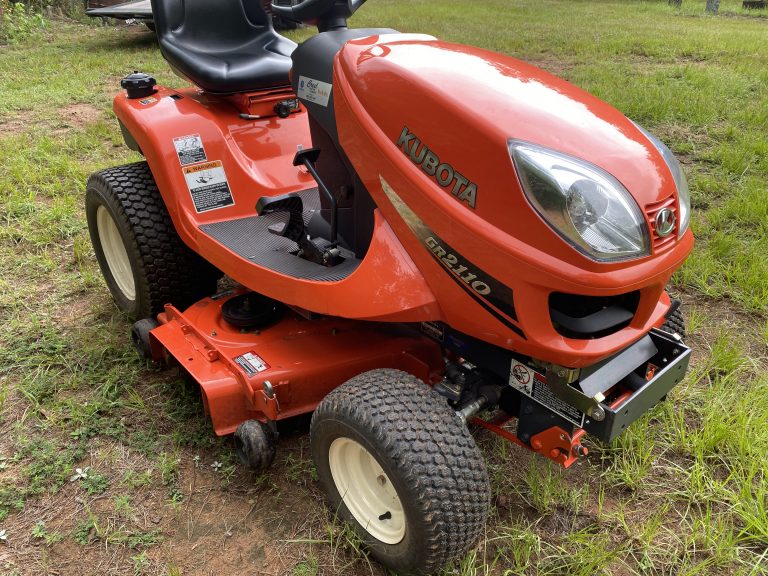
[96,205,136,301]
[328,437,406,545]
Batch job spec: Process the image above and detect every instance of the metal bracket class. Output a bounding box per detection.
[540,333,659,421]
[538,364,606,419]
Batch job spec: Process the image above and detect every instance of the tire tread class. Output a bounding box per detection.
[86,161,219,318]
[312,369,490,574]
[661,306,686,339]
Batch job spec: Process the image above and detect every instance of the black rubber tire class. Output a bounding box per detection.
[234,420,277,472]
[131,318,158,360]
[660,304,686,340]
[86,162,221,319]
[311,369,490,575]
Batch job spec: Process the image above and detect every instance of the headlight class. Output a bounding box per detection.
[632,124,691,239]
[509,140,650,262]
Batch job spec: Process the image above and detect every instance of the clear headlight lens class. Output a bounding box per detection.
[509,140,650,262]
[632,124,691,239]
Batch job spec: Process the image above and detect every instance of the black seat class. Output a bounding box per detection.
[151,0,296,94]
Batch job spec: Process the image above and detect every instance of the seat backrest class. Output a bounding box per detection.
[151,0,273,48]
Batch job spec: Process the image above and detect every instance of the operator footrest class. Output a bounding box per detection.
[256,192,306,244]
[199,188,360,282]
[256,191,339,266]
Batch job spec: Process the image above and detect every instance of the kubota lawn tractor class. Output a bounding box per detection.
[85,0,693,572]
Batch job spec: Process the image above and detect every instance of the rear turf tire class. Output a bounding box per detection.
[86,162,220,319]
[310,369,490,575]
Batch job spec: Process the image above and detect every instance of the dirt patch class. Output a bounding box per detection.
[523,56,576,78]
[677,288,767,366]
[53,103,105,134]
[1,103,105,139]
[0,117,31,136]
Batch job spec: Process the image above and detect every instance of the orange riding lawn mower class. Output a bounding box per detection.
[85,0,693,572]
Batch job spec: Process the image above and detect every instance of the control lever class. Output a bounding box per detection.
[293,148,337,244]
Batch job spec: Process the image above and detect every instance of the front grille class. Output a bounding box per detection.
[645,196,677,253]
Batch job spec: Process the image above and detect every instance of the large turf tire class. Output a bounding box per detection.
[660,303,686,340]
[86,162,220,319]
[310,369,490,575]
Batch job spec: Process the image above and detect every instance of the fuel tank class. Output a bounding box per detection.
[333,34,693,365]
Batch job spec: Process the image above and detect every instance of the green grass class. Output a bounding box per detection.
[0,2,767,575]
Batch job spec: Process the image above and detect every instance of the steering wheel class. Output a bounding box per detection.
[270,0,367,25]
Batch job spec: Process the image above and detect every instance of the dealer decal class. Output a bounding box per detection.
[397,126,478,209]
[182,161,234,213]
[297,76,332,107]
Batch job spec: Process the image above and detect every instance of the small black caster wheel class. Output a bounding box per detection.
[131,318,158,360]
[234,419,277,472]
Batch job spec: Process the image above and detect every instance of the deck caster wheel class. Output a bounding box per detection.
[234,420,277,472]
[131,318,159,360]
[310,369,490,575]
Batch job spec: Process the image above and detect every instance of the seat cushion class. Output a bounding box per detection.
[160,34,295,93]
[152,0,296,94]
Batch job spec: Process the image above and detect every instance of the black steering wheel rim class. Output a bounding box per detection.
[270,0,367,25]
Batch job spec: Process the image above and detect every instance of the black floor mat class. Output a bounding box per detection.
[199,188,360,282]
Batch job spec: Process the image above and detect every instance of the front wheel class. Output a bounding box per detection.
[311,369,490,574]
[660,301,686,340]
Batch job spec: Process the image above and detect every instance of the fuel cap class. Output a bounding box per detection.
[121,71,157,99]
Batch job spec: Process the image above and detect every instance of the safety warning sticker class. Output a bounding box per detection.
[509,360,585,426]
[297,76,332,107]
[234,352,269,376]
[182,160,235,213]
[174,134,207,166]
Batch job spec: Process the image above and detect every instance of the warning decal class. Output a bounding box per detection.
[509,360,585,426]
[234,352,269,376]
[182,161,235,213]
[174,134,207,166]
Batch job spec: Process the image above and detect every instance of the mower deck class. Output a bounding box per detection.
[149,291,444,435]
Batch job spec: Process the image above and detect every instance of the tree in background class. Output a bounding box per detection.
[668,0,722,12]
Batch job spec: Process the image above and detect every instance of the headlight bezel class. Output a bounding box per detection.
[632,123,691,239]
[509,140,651,263]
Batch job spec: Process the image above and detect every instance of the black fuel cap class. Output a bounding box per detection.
[121,71,157,100]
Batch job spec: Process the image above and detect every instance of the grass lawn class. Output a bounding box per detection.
[0,0,767,574]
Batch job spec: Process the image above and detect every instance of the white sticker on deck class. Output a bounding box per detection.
[234,352,269,376]
[297,76,332,107]
[509,360,585,426]
[174,134,207,166]
[182,160,234,213]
